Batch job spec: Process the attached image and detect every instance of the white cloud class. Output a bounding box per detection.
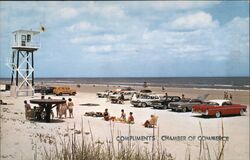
[59,7,79,19]
[151,1,220,11]
[79,2,126,19]
[169,11,219,30]
[70,34,127,44]
[66,22,102,32]
[85,45,113,53]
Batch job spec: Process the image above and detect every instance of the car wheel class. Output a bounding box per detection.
[141,103,147,108]
[240,109,245,116]
[182,107,187,112]
[215,111,221,118]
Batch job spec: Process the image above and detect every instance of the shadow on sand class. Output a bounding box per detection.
[30,118,65,123]
[192,114,244,119]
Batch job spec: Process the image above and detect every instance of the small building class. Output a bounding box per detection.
[12,30,40,50]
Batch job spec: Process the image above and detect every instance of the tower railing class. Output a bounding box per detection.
[12,41,41,48]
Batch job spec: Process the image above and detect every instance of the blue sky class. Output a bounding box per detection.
[0,1,249,77]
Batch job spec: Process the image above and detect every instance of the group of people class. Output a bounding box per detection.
[103,108,135,124]
[56,97,74,119]
[102,108,158,128]
[24,96,75,121]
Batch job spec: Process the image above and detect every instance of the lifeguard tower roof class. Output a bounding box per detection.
[12,29,40,51]
[12,29,40,34]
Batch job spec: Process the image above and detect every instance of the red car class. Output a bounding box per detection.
[192,99,247,118]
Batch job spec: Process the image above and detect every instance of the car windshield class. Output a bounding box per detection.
[206,102,219,106]
[180,99,189,102]
[141,95,150,99]
[190,99,201,103]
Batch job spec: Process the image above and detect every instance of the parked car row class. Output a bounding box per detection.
[96,89,247,118]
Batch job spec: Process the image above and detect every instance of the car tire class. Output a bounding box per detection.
[215,111,221,118]
[240,109,245,116]
[141,103,147,108]
[182,107,187,112]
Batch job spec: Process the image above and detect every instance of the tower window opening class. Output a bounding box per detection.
[27,34,31,42]
[21,35,26,46]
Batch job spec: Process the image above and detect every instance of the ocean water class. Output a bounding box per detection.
[1,77,249,90]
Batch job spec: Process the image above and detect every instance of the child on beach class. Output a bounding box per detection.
[127,112,134,124]
[67,98,74,118]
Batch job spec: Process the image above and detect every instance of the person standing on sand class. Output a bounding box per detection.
[48,97,54,119]
[181,94,185,100]
[24,100,32,119]
[162,86,165,91]
[67,98,74,118]
[56,103,60,118]
[165,92,168,98]
[229,93,233,100]
[59,97,67,118]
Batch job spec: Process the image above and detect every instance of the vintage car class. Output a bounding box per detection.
[96,90,113,98]
[41,87,55,95]
[130,94,163,107]
[139,89,152,95]
[53,86,76,96]
[168,94,209,112]
[35,86,55,95]
[192,99,247,118]
[110,91,137,103]
[152,96,181,109]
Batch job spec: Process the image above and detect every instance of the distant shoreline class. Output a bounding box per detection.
[0,77,249,91]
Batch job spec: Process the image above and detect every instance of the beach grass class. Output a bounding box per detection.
[40,119,226,160]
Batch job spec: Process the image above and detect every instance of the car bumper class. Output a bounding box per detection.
[153,104,166,109]
[192,109,208,115]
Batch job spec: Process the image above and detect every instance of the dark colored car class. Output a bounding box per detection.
[169,94,209,112]
[35,86,55,95]
[169,99,203,112]
[152,96,181,109]
[41,87,55,95]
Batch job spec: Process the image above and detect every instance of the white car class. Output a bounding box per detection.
[96,90,113,98]
[122,91,138,100]
[130,94,163,107]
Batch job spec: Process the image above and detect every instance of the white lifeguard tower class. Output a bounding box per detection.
[9,29,41,96]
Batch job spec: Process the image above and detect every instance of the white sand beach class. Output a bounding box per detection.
[0,85,249,160]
